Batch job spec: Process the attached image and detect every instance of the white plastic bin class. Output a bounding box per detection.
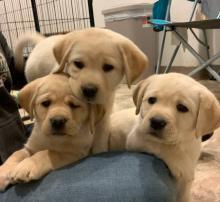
[103,3,158,81]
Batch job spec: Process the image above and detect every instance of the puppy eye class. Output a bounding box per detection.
[176,104,189,113]
[148,97,157,105]
[69,102,80,109]
[74,60,84,69]
[41,100,51,107]
[103,64,114,72]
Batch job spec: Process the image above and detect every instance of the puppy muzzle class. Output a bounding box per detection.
[148,116,167,138]
[150,116,167,130]
[81,84,98,101]
[50,116,68,133]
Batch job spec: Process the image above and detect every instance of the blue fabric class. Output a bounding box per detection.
[152,0,170,31]
[0,152,176,202]
[149,19,171,26]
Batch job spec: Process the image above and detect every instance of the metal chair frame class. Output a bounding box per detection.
[155,0,220,81]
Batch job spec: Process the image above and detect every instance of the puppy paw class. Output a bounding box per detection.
[0,174,10,191]
[0,166,11,191]
[9,159,40,183]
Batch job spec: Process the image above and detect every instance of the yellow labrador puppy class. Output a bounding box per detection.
[110,73,220,202]
[14,28,148,154]
[0,74,102,191]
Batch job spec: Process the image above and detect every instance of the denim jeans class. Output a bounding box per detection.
[0,152,176,202]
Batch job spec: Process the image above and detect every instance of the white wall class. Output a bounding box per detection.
[94,0,220,67]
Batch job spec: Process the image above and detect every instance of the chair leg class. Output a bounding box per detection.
[202,29,210,59]
[206,66,220,81]
[156,29,167,74]
[189,0,200,21]
[188,52,220,77]
[163,0,199,74]
[164,42,181,73]
[173,30,220,81]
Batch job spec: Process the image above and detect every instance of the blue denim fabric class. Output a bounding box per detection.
[0,152,176,202]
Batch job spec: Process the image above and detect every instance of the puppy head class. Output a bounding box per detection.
[18,74,102,136]
[133,73,220,144]
[53,28,148,104]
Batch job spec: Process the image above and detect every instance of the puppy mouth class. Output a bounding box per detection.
[147,129,163,139]
[147,129,178,144]
[83,97,96,104]
[51,131,68,136]
[81,95,104,105]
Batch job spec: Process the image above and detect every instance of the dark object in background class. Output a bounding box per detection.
[0,80,28,163]
[0,32,27,90]
[0,32,28,164]
[8,57,27,90]
[0,33,12,92]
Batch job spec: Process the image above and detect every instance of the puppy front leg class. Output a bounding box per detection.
[165,159,194,202]
[10,150,79,184]
[0,148,30,191]
[177,180,192,202]
[92,118,110,154]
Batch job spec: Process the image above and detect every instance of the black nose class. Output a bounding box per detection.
[81,84,98,99]
[150,117,167,130]
[50,117,67,130]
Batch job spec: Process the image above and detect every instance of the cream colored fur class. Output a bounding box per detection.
[14,28,149,154]
[14,31,45,72]
[0,74,103,191]
[110,73,220,202]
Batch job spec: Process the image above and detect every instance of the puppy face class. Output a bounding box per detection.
[18,74,99,136]
[53,28,148,104]
[133,73,220,144]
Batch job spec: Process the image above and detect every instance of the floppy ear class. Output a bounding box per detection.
[119,40,149,88]
[133,76,154,115]
[53,32,78,73]
[196,88,220,137]
[18,78,44,119]
[88,104,105,134]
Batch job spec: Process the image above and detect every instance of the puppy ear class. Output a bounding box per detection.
[18,78,44,119]
[53,33,78,73]
[196,88,220,137]
[133,76,154,115]
[119,40,149,88]
[88,104,105,134]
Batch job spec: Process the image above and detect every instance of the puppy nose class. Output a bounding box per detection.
[150,117,167,130]
[50,117,67,130]
[81,84,98,99]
